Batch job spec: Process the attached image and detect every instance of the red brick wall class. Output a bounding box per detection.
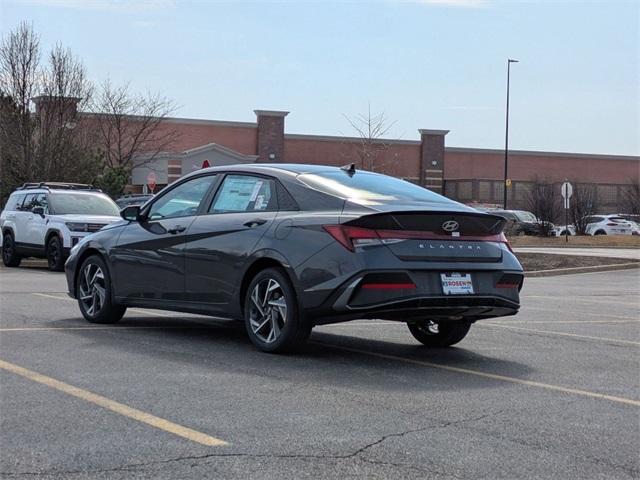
[153,121,257,155]
[444,149,640,184]
[284,137,421,179]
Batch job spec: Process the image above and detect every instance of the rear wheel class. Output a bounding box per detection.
[244,268,311,353]
[407,320,471,347]
[2,233,21,267]
[46,236,65,271]
[594,230,607,235]
[77,255,126,324]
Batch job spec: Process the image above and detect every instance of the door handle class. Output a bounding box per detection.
[243,219,268,228]
[168,225,186,234]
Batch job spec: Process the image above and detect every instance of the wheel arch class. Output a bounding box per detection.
[73,247,115,301]
[238,252,298,317]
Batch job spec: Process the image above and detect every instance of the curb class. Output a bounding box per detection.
[525,262,640,277]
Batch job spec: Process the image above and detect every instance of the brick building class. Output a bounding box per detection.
[129,109,639,212]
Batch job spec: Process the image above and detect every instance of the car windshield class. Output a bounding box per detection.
[49,192,120,216]
[298,171,451,206]
[514,211,538,222]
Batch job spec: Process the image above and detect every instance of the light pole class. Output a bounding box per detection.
[503,58,518,210]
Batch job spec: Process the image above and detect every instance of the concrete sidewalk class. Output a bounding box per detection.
[514,247,640,260]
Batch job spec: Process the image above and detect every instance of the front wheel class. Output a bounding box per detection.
[244,268,311,353]
[2,233,22,267]
[407,320,471,347]
[46,236,65,271]
[77,255,126,324]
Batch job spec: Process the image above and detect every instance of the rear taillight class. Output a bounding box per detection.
[500,233,514,253]
[323,225,514,252]
[322,225,380,252]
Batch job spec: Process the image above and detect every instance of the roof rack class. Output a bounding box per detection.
[17,182,101,192]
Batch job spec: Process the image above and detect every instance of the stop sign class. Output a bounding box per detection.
[202,159,211,168]
[147,171,157,192]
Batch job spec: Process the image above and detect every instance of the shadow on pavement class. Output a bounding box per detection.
[54,315,534,393]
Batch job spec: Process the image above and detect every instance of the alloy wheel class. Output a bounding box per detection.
[79,263,107,316]
[248,278,287,344]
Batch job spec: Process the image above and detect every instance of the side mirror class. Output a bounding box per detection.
[121,205,141,222]
[32,206,45,217]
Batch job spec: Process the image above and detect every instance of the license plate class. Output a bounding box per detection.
[441,273,474,295]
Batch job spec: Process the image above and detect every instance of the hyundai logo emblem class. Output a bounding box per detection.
[442,220,459,232]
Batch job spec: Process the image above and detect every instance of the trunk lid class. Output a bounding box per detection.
[342,210,507,262]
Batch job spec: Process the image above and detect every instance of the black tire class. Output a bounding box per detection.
[46,235,65,271]
[243,267,311,353]
[2,233,22,267]
[407,320,471,347]
[76,255,126,324]
[594,230,606,236]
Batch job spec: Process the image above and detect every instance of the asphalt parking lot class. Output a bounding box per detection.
[0,265,638,479]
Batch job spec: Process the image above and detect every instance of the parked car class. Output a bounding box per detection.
[552,224,576,236]
[486,209,552,236]
[1,183,121,271]
[583,215,635,235]
[64,164,523,353]
[115,194,154,209]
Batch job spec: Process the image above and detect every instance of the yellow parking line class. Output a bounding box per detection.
[313,342,640,407]
[0,359,228,447]
[481,323,640,346]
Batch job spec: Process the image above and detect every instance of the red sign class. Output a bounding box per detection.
[147,171,157,192]
[202,159,211,169]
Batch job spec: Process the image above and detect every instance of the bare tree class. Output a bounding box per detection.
[569,183,598,234]
[0,23,98,202]
[90,80,179,171]
[342,104,396,171]
[524,178,560,236]
[620,181,640,215]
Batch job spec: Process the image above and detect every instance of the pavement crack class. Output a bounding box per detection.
[0,411,502,478]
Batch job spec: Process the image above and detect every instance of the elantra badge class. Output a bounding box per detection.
[442,220,459,232]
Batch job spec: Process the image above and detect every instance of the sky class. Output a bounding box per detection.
[1,0,638,156]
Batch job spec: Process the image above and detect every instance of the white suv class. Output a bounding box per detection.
[584,215,634,236]
[1,183,121,271]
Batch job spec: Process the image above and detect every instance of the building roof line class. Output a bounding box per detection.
[284,133,421,146]
[81,112,258,129]
[445,146,640,161]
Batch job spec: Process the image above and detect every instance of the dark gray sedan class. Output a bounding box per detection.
[64,164,523,353]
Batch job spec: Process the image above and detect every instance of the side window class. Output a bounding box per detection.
[34,193,49,213]
[22,194,38,211]
[147,175,216,220]
[209,175,276,214]
[6,194,25,211]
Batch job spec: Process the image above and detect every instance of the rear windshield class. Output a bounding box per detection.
[298,171,451,206]
[49,192,120,216]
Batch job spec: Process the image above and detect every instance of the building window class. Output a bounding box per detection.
[445,181,456,198]
[478,181,492,202]
[457,181,472,200]
[597,185,617,205]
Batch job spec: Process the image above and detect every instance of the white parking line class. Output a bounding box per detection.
[481,323,640,346]
[313,342,640,407]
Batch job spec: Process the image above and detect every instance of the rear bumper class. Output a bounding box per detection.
[302,269,522,325]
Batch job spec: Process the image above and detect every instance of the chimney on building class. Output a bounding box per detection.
[419,129,449,192]
[32,96,81,130]
[254,110,289,162]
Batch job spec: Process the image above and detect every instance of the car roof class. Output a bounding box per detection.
[186,163,374,180]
